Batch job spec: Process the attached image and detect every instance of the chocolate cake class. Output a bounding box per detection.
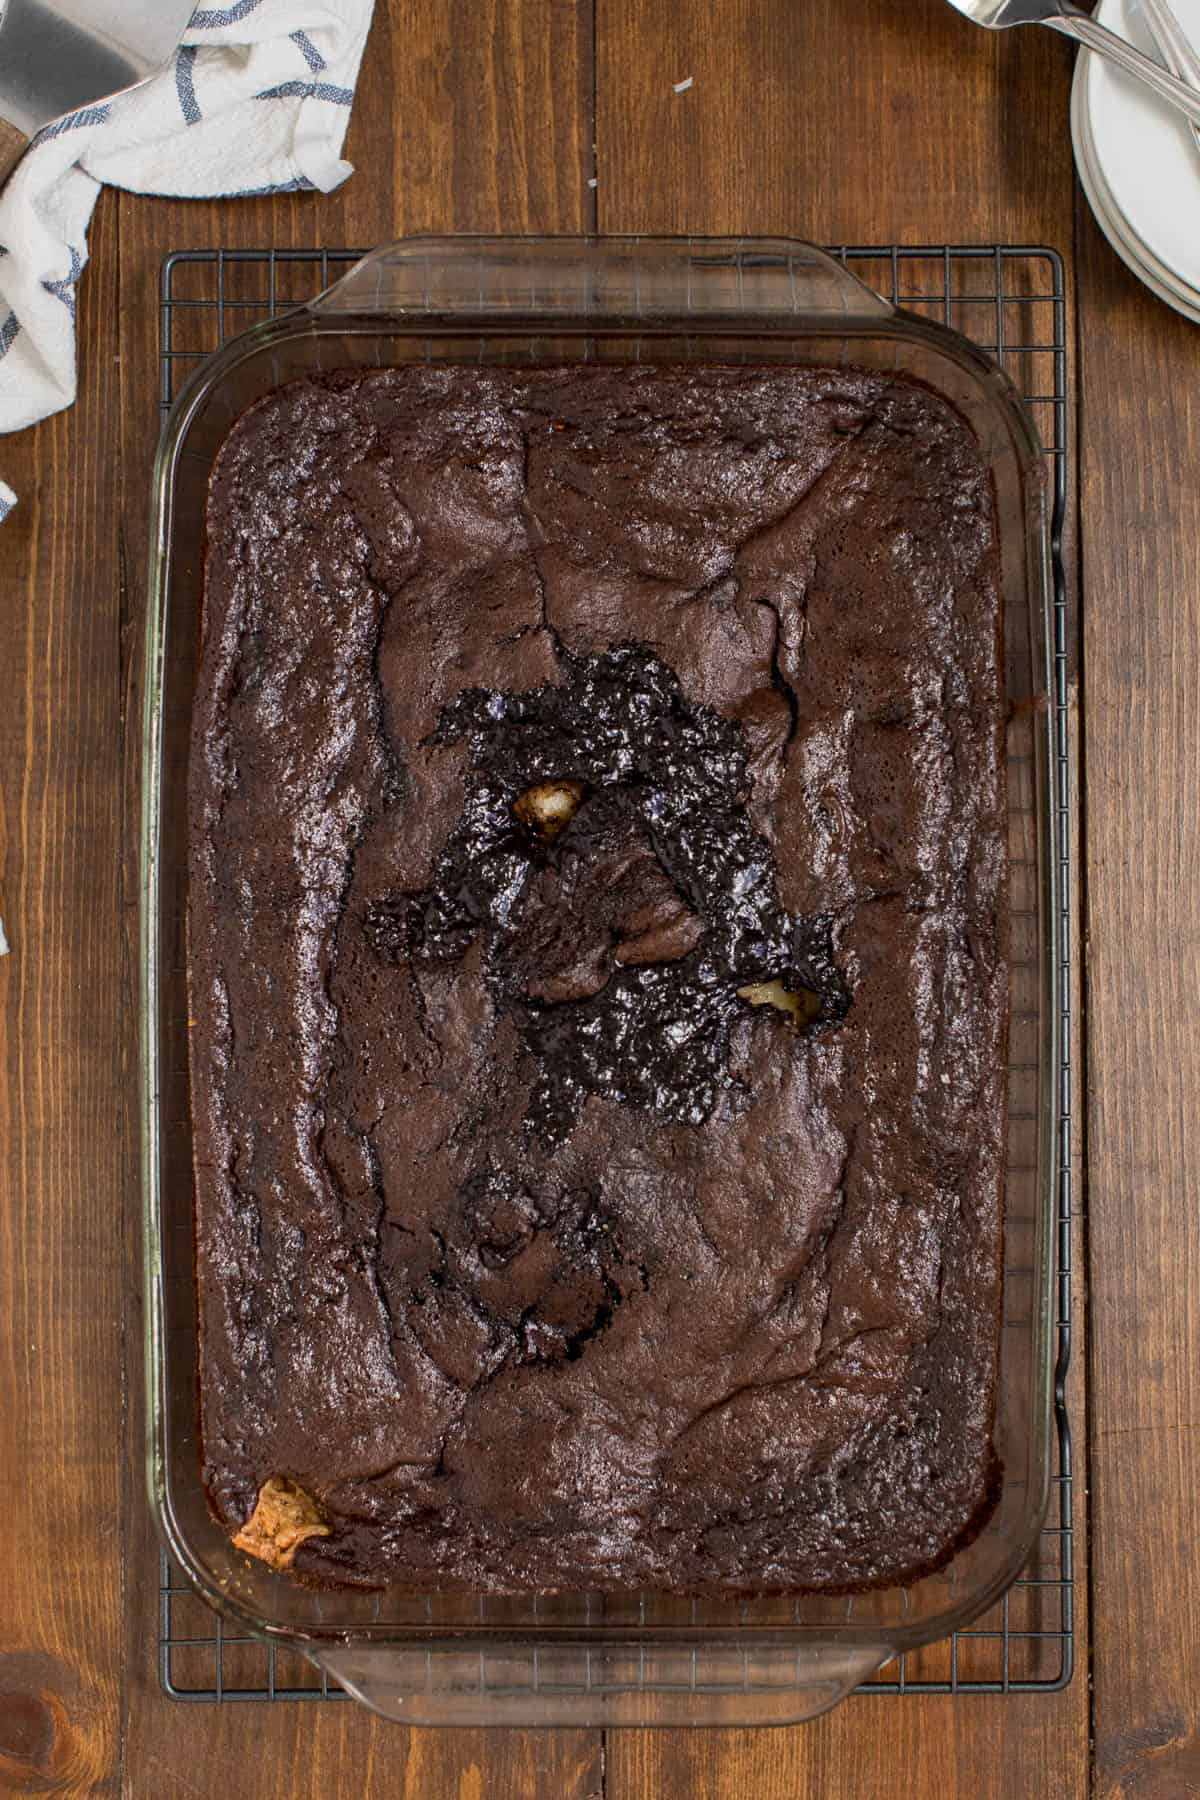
[188,363,1008,1592]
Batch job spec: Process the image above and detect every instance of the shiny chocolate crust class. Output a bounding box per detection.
[189,364,1007,1592]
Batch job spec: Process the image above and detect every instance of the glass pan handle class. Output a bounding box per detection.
[317,1641,889,1728]
[307,235,894,323]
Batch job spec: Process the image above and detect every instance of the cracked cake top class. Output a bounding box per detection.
[189,363,1007,1592]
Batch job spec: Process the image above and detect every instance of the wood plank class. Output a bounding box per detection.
[597,1,1088,1794]
[388,0,595,233]
[0,190,124,1797]
[1077,204,1200,1800]
[596,0,1074,245]
[114,2,598,1792]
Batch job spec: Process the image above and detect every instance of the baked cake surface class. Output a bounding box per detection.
[189,363,1007,1592]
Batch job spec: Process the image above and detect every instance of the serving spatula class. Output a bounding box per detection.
[945,0,1200,126]
[0,0,198,188]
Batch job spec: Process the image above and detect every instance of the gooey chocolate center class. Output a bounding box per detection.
[366,644,849,1144]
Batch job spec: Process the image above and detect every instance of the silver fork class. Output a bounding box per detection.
[946,0,1200,127]
[1140,0,1200,147]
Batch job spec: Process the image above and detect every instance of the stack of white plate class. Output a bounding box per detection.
[1072,0,1200,321]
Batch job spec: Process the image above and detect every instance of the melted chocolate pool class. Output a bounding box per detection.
[366,645,849,1142]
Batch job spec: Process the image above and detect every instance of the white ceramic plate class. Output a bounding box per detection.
[1072,49,1200,321]
[1071,0,1200,319]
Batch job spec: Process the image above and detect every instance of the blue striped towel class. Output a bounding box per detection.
[0,0,375,525]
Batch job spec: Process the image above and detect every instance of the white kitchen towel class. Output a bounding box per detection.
[0,0,376,523]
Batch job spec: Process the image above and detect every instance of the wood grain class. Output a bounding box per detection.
[387,0,595,232]
[0,191,124,1796]
[0,122,29,196]
[596,0,1073,244]
[1077,204,1200,1800]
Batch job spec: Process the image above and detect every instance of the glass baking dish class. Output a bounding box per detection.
[141,235,1058,1727]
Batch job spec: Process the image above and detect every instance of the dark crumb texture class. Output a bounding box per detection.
[189,363,1008,1594]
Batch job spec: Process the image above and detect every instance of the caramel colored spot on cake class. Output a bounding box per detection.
[232,1476,330,1570]
[513,779,584,839]
[737,978,822,1027]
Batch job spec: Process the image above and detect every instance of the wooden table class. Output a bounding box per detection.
[1,1,1197,1793]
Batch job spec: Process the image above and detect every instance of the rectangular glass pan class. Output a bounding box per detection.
[141,235,1058,1727]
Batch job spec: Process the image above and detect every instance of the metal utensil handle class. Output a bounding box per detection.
[1050,8,1200,124]
[1140,0,1200,94]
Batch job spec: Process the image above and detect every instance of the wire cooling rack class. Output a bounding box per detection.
[157,244,1074,1702]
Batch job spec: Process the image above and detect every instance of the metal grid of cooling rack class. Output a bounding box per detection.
[157,244,1074,1702]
